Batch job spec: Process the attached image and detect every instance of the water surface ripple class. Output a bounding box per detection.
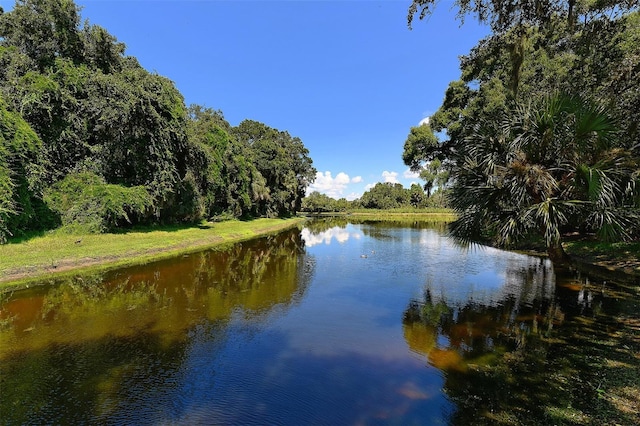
[1,221,637,425]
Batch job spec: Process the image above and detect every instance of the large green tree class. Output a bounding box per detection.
[449,94,639,261]
[82,67,190,214]
[359,182,410,209]
[402,124,450,197]
[186,106,267,218]
[0,0,84,70]
[404,0,640,259]
[0,0,193,227]
[301,191,340,213]
[0,96,47,242]
[233,120,316,217]
[406,2,640,142]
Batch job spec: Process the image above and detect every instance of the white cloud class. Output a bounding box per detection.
[334,172,350,185]
[301,227,353,247]
[382,170,399,184]
[307,171,359,199]
[345,192,360,201]
[403,168,419,179]
[364,183,375,191]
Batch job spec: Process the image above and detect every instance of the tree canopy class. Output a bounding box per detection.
[404,0,640,261]
[0,0,316,241]
[0,95,45,242]
[407,0,639,32]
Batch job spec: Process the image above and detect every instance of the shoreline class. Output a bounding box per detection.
[0,217,306,293]
[1,214,638,293]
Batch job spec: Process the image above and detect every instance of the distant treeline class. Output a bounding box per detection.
[302,182,448,213]
[0,0,316,242]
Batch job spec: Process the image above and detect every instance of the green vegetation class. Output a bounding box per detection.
[404,0,640,263]
[342,207,455,222]
[43,172,152,233]
[0,0,316,243]
[0,96,47,242]
[565,239,640,276]
[0,217,305,290]
[404,274,640,425]
[302,208,456,225]
[302,182,448,214]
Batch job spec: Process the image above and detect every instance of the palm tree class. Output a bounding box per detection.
[448,93,639,263]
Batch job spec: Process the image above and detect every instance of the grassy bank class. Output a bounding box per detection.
[0,217,305,291]
[306,208,457,222]
[565,240,640,276]
[3,212,637,291]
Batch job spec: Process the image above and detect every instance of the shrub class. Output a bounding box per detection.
[0,96,48,242]
[44,172,153,233]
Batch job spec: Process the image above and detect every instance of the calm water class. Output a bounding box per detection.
[1,220,638,425]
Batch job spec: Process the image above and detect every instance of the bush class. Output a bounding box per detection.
[44,172,153,233]
[0,96,49,243]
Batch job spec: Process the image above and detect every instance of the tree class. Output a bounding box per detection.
[573,11,640,149]
[301,191,337,213]
[408,1,639,148]
[0,96,48,242]
[448,94,639,262]
[0,0,84,70]
[0,0,193,224]
[83,68,190,214]
[186,105,261,218]
[233,120,316,216]
[408,183,427,208]
[404,3,640,256]
[359,182,410,209]
[407,0,638,32]
[419,158,449,198]
[402,123,440,170]
[82,23,126,74]
[403,124,451,197]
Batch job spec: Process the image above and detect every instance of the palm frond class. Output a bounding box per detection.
[524,198,570,247]
[586,207,638,242]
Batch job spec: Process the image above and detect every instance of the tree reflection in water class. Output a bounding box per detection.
[403,260,640,425]
[2,221,637,424]
[0,230,315,424]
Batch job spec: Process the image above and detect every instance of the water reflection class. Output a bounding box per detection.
[0,221,637,425]
[402,251,559,374]
[0,230,313,424]
[300,226,361,246]
[402,256,640,424]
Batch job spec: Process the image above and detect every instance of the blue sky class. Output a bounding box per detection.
[3,0,489,200]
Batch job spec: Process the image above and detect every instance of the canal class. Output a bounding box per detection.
[1,219,638,424]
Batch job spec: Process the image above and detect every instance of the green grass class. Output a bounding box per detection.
[348,207,454,214]
[348,208,456,222]
[565,240,640,276]
[565,240,640,259]
[304,208,457,222]
[0,217,305,290]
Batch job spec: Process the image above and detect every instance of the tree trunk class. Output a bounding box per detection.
[547,241,571,265]
[568,0,576,31]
